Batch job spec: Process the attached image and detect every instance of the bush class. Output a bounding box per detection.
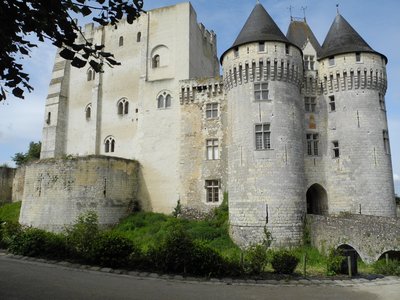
[271,250,299,274]
[244,244,268,275]
[8,227,67,259]
[91,231,140,268]
[65,211,99,260]
[372,259,400,276]
[326,248,345,276]
[148,223,226,276]
[0,202,22,223]
[0,221,23,248]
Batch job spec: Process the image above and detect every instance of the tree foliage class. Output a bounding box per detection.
[0,0,144,101]
[12,141,41,166]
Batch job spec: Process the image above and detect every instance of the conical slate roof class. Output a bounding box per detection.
[319,14,387,62]
[286,20,322,56]
[221,3,300,62]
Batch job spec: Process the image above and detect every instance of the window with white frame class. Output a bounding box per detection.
[383,130,390,154]
[206,139,219,160]
[332,141,340,158]
[329,95,336,112]
[254,82,269,101]
[304,55,315,70]
[117,98,129,115]
[157,92,172,109]
[379,93,386,110]
[205,180,219,203]
[206,103,218,118]
[255,123,271,150]
[305,97,316,112]
[105,136,116,153]
[307,133,319,156]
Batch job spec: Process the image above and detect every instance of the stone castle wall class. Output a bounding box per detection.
[19,156,139,232]
[308,214,400,263]
[0,167,15,204]
[12,166,26,202]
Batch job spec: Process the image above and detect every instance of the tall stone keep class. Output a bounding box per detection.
[221,4,306,247]
[318,14,396,217]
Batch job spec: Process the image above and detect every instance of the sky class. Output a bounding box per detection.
[0,0,399,193]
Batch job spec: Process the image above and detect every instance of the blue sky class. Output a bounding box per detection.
[0,0,399,193]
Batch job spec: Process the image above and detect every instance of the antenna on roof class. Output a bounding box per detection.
[288,5,293,21]
[301,6,307,22]
[336,4,340,14]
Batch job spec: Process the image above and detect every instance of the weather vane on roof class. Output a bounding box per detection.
[301,6,307,22]
[288,5,293,21]
[336,4,340,14]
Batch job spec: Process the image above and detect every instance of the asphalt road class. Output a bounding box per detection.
[1,255,399,300]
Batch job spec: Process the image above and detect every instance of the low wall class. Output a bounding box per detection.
[0,167,15,204]
[19,156,139,232]
[308,214,400,263]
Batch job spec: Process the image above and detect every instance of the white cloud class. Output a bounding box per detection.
[394,174,400,182]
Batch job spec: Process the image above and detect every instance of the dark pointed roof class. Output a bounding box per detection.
[286,20,322,56]
[319,14,387,62]
[220,3,300,63]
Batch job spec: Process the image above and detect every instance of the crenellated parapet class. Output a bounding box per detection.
[179,78,224,104]
[318,53,387,95]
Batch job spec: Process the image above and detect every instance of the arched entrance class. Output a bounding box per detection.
[306,184,328,215]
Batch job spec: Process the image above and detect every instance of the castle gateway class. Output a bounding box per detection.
[19,2,397,257]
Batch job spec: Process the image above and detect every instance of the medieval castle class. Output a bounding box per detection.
[2,2,397,257]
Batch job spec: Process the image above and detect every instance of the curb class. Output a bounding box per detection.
[1,251,399,287]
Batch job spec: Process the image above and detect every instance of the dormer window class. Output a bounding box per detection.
[234,47,239,58]
[285,44,290,55]
[329,56,335,66]
[258,42,265,52]
[356,52,361,62]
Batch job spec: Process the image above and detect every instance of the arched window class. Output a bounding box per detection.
[104,136,116,153]
[87,68,95,81]
[137,32,141,42]
[85,103,92,120]
[157,92,172,109]
[119,36,124,47]
[152,55,160,68]
[117,98,129,115]
[157,95,164,108]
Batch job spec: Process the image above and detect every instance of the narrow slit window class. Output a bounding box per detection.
[329,95,336,112]
[119,36,124,47]
[332,141,340,158]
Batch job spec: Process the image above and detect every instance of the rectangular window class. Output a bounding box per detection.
[304,55,315,71]
[332,141,340,158]
[205,180,219,203]
[285,44,290,55]
[329,95,336,112]
[206,139,219,160]
[307,133,319,156]
[258,42,265,52]
[255,123,271,150]
[329,56,335,66]
[356,52,361,62]
[379,93,386,110]
[254,82,269,101]
[234,47,239,58]
[206,103,218,118]
[383,130,390,154]
[304,97,316,112]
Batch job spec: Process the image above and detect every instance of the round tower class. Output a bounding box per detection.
[221,3,306,247]
[318,14,396,217]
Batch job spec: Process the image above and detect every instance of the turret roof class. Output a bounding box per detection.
[286,20,322,56]
[319,14,387,62]
[220,3,300,63]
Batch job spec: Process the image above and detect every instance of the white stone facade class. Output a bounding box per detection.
[38,2,396,247]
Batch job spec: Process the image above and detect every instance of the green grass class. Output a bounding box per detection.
[0,202,21,222]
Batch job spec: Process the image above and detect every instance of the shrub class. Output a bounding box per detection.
[8,227,67,259]
[372,259,400,276]
[244,244,268,275]
[326,248,345,276]
[0,202,22,223]
[64,211,99,260]
[91,231,140,268]
[271,250,299,274]
[0,221,23,248]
